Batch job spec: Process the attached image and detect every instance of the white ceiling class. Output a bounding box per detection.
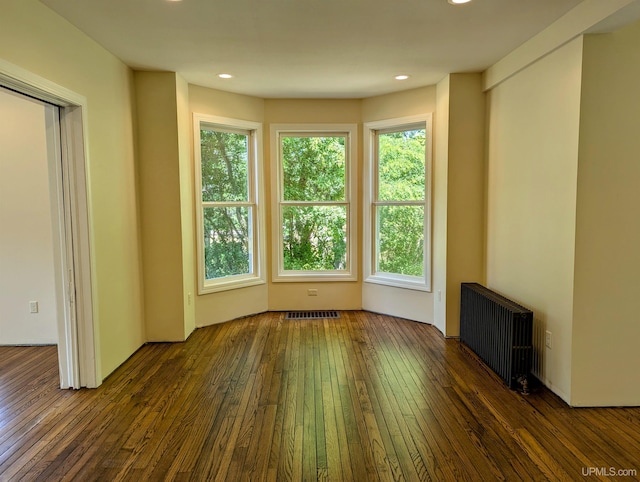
[41,0,584,98]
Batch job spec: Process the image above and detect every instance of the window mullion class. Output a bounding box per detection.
[372,200,425,206]
[281,200,348,206]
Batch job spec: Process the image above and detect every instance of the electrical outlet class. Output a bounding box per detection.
[545,330,552,349]
[29,301,39,314]
[307,289,318,296]
[188,292,192,305]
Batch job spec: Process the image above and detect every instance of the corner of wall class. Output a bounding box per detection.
[570,20,640,406]
[432,76,451,335]
[445,73,486,337]
[432,74,486,338]
[135,71,189,342]
[176,73,196,339]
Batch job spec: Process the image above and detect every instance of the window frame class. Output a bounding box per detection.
[363,114,432,291]
[194,113,266,294]
[271,123,358,282]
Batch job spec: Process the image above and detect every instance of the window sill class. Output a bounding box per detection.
[365,274,430,292]
[199,276,266,295]
[273,271,357,283]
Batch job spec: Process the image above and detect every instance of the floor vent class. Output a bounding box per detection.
[285,310,340,320]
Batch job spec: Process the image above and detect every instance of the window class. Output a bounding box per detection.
[271,124,357,281]
[364,115,432,291]
[194,114,265,293]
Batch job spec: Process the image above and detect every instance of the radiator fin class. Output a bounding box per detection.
[460,283,533,389]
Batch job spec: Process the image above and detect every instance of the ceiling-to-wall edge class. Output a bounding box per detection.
[483,0,639,91]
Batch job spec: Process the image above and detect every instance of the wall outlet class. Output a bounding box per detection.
[307,289,318,296]
[188,292,192,305]
[545,330,552,349]
[437,290,442,302]
[29,301,39,314]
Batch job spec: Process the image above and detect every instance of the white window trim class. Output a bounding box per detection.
[194,113,266,294]
[271,123,358,282]
[363,114,433,292]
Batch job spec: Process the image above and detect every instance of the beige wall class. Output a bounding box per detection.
[8,0,639,407]
[189,85,269,325]
[442,74,486,337]
[187,86,481,327]
[571,22,640,406]
[485,38,583,403]
[0,89,58,344]
[360,87,435,121]
[265,99,363,311]
[0,0,145,378]
[176,75,197,338]
[481,0,640,408]
[188,90,443,320]
[361,87,437,323]
[135,71,196,341]
[188,90,446,320]
[433,78,451,333]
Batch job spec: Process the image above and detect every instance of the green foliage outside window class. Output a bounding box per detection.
[199,126,425,279]
[281,136,347,271]
[377,205,424,277]
[282,205,346,271]
[376,129,426,277]
[200,129,252,280]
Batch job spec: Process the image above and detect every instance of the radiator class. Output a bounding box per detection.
[460,283,533,391]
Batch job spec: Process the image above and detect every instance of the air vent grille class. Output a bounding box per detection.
[285,310,339,320]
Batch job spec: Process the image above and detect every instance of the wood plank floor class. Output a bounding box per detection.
[1,311,639,481]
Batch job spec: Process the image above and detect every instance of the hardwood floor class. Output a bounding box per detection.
[1,311,639,481]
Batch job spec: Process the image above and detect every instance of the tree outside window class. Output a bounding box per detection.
[195,114,264,293]
[272,125,357,281]
[201,129,251,279]
[376,128,426,277]
[364,115,432,291]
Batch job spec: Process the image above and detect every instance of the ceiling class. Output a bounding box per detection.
[41,0,584,99]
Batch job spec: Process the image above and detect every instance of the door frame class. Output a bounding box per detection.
[0,58,100,388]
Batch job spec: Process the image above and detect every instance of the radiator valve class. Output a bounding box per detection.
[517,376,530,395]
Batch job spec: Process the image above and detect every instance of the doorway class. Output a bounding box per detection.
[0,62,98,389]
[0,88,60,346]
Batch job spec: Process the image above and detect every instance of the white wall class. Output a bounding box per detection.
[0,88,58,344]
[485,38,583,403]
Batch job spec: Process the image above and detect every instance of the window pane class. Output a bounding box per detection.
[376,205,424,276]
[282,136,346,202]
[282,205,347,271]
[378,129,425,202]
[203,206,252,279]
[201,129,249,202]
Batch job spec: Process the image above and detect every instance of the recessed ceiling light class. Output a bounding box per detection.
[395,75,410,80]
[218,73,233,79]
[448,0,472,4]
